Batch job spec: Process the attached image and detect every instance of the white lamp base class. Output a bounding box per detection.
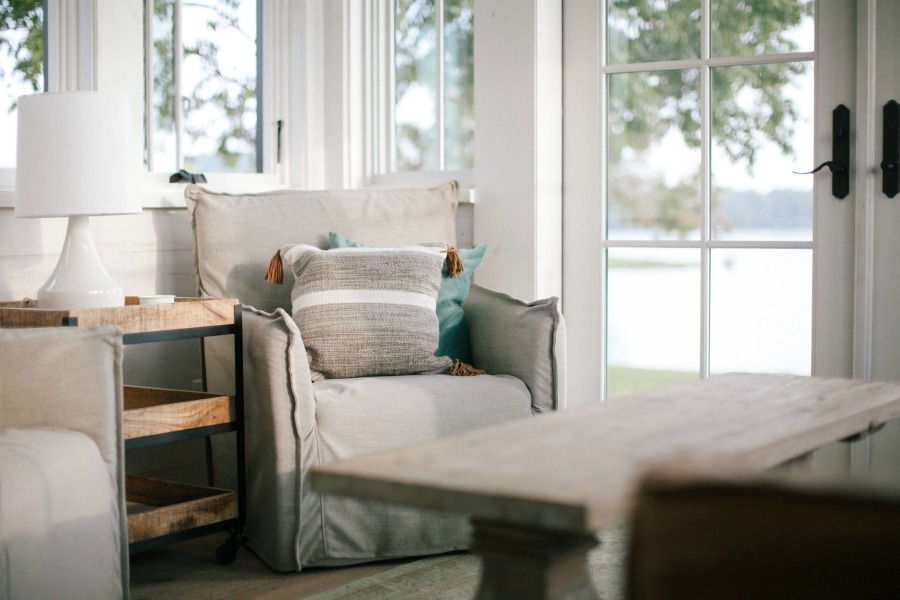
[37,215,125,309]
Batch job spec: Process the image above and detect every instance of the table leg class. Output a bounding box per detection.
[470,519,599,600]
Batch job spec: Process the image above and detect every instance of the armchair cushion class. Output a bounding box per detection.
[311,374,532,561]
[185,182,459,313]
[281,243,452,379]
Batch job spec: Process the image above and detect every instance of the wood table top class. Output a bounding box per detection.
[310,373,900,534]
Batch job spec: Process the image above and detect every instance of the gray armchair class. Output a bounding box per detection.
[0,326,128,599]
[185,182,566,571]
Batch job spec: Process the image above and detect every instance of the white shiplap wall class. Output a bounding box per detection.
[0,207,200,387]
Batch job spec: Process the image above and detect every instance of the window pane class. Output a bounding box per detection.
[442,0,473,170]
[711,62,813,241]
[711,0,814,58]
[608,70,701,241]
[607,0,700,65]
[709,249,812,376]
[148,0,258,173]
[0,1,44,169]
[148,0,176,170]
[607,248,700,397]
[396,0,438,171]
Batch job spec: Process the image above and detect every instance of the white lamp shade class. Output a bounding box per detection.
[14,92,141,217]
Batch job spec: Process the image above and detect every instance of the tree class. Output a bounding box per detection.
[607,0,814,236]
[395,0,474,171]
[150,0,257,171]
[0,0,43,110]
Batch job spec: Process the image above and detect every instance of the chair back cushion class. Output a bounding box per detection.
[185,182,459,313]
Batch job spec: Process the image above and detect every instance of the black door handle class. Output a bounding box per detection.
[882,100,899,198]
[794,104,850,199]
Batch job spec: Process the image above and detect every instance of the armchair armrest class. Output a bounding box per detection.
[463,284,567,412]
[241,306,317,570]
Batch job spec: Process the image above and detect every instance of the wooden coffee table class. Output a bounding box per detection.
[310,373,900,600]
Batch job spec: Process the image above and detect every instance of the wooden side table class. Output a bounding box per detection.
[0,297,246,564]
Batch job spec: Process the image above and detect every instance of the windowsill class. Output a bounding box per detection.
[0,171,287,210]
[367,168,475,204]
[0,170,474,208]
[139,172,285,208]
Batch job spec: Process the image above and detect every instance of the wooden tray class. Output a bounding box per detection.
[0,296,238,334]
[126,475,238,544]
[124,386,234,440]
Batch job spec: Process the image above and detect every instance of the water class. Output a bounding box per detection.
[607,230,812,376]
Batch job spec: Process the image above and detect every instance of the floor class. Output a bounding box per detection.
[128,534,415,600]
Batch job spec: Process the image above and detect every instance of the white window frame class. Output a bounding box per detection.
[0,0,70,208]
[0,0,291,209]
[136,0,290,205]
[343,0,474,190]
[563,0,817,403]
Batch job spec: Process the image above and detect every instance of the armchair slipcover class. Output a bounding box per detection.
[0,326,128,599]
[185,182,566,570]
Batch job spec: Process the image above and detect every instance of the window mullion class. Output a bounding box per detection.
[144,0,154,172]
[699,0,712,380]
[436,0,445,170]
[173,0,184,169]
[386,0,397,174]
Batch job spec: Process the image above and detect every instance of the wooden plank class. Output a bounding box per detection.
[310,373,900,535]
[125,475,237,544]
[124,386,234,439]
[0,297,238,333]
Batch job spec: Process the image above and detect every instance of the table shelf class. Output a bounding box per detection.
[124,386,235,442]
[126,475,238,546]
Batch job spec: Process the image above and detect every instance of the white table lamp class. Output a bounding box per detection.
[15,92,141,309]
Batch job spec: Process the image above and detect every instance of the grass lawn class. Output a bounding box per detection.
[607,365,698,398]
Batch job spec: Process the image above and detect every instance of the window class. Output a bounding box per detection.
[145,0,261,174]
[0,0,286,207]
[0,0,44,170]
[602,0,815,397]
[394,0,474,172]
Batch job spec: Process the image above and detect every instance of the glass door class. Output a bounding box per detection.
[603,0,815,397]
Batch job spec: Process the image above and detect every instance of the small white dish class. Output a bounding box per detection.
[139,294,176,305]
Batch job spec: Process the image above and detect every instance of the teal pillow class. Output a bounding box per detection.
[329,231,487,363]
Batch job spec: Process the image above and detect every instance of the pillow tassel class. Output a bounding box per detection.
[444,246,464,278]
[265,249,284,285]
[450,360,485,376]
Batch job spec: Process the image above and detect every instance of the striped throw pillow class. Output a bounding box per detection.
[281,244,453,379]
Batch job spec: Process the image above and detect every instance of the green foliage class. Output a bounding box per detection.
[0,0,43,109]
[395,0,474,171]
[607,0,814,236]
[150,0,256,171]
[606,365,697,398]
[608,0,811,164]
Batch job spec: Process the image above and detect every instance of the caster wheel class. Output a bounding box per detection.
[216,539,238,565]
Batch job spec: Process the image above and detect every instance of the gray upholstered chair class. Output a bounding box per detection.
[0,326,129,599]
[185,182,566,571]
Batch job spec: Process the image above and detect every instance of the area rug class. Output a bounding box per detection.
[306,522,628,600]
